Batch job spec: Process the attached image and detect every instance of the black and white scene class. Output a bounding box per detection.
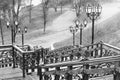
[0,0,120,80]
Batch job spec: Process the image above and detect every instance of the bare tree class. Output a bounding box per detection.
[59,0,63,13]
[28,0,32,23]
[0,17,4,45]
[42,0,50,33]
[53,0,58,12]
[4,0,26,43]
[0,0,10,45]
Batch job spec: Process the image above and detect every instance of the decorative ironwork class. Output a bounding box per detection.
[0,42,120,79]
[0,49,13,68]
[40,42,120,80]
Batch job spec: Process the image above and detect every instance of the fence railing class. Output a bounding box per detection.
[1,41,120,80]
[39,42,120,80]
[0,44,42,78]
[0,45,13,68]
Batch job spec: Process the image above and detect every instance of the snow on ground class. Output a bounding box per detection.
[26,10,76,48]
[97,2,120,24]
[26,2,120,48]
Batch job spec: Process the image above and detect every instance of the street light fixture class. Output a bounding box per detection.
[6,20,18,69]
[86,4,102,44]
[75,19,87,45]
[69,25,78,46]
[6,21,18,44]
[18,26,27,48]
[15,21,18,27]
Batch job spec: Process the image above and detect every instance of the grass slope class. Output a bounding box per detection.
[0,4,65,45]
[54,12,120,48]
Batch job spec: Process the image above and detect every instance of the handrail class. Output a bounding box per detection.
[81,42,101,49]
[0,62,12,65]
[23,51,34,54]
[13,45,35,54]
[0,45,12,48]
[0,48,12,52]
[44,67,114,75]
[41,55,120,68]
[103,43,120,51]
[47,42,101,56]
[16,45,31,48]
[13,45,24,53]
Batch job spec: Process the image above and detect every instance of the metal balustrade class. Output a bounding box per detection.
[39,42,120,80]
[0,44,42,78]
[42,42,120,65]
[0,45,13,68]
[1,42,120,80]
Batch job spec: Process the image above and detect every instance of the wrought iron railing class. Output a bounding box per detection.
[0,45,13,68]
[1,41,120,80]
[39,42,120,80]
[42,42,120,65]
[0,44,41,78]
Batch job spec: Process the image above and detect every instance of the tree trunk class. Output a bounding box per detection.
[0,19,4,45]
[60,3,62,13]
[29,0,32,23]
[43,6,47,33]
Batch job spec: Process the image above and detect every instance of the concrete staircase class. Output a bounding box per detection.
[0,67,22,80]
[0,67,39,80]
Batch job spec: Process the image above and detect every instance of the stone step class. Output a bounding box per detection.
[0,67,22,80]
[0,67,39,80]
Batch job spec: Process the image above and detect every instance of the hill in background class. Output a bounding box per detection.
[54,11,120,48]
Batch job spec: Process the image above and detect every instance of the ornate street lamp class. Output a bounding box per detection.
[69,26,78,46]
[6,21,19,44]
[86,4,102,44]
[18,26,27,48]
[6,20,18,69]
[75,19,87,45]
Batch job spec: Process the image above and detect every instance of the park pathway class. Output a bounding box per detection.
[26,2,120,48]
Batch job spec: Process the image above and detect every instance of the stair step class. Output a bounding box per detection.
[0,67,22,79]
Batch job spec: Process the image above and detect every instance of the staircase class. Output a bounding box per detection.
[0,67,22,80]
[0,67,39,80]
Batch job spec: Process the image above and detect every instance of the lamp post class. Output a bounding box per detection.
[7,21,18,44]
[18,26,27,48]
[6,21,18,69]
[69,26,78,46]
[86,4,102,44]
[75,19,87,45]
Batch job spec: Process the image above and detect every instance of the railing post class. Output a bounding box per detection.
[55,57,58,63]
[65,66,72,80]
[44,68,49,80]
[113,61,120,80]
[39,66,42,80]
[61,56,64,62]
[82,72,89,80]
[100,41,103,57]
[23,53,25,78]
[82,64,89,80]
[12,46,15,68]
[41,47,44,61]
[95,44,99,58]
[37,51,40,75]
[55,67,60,80]
[91,45,94,57]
